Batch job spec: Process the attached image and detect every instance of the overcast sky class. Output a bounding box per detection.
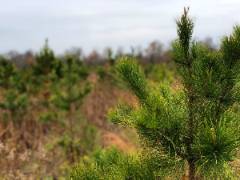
[0,0,240,54]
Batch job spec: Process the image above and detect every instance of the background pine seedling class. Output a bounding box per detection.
[50,55,91,163]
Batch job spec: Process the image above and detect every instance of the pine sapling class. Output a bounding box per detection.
[50,56,91,163]
[34,39,56,76]
[109,8,240,179]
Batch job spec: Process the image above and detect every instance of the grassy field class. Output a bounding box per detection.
[0,50,175,179]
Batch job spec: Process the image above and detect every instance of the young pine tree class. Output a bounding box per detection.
[108,9,240,179]
[0,70,28,139]
[0,57,16,88]
[50,56,91,163]
[34,39,56,76]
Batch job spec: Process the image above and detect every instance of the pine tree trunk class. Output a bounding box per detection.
[187,94,196,180]
[69,103,75,163]
[188,160,196,180]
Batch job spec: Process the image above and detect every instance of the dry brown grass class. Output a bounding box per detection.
[0,73,139,179]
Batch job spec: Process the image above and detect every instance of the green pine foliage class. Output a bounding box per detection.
[0,89,28,123]
[0,70,28,123]
[69,148,157,180]
[107,8,240,179]
[69,147,186,179]
[0,56,16,88]
[50,56,91,111]
[172,8,240,178]
[34,39,57,76]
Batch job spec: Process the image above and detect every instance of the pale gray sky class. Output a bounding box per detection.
[0,0,240,53]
